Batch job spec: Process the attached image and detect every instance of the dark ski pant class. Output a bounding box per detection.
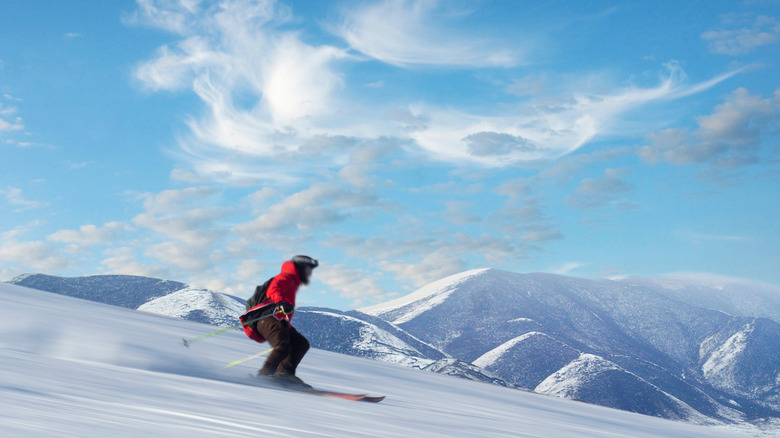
[256,317,310,376]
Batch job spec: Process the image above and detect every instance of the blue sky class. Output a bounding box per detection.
[1,0,779,309]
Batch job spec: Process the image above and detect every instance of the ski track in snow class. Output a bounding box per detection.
[0,283,751,438]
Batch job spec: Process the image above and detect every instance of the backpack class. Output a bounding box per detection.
[245,277,275,311]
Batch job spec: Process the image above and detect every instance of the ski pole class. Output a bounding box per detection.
[224,348,273,368]
[181,310,282,347]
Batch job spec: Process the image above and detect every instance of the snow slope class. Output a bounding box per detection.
[0,283,749,437]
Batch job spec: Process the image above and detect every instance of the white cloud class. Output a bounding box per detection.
[0,103,24,132]
[338,0,517,67]
[170,167,209,183]
[48,222,129,250]
[324,230,526,289]
[132,190,228,247]
[1,187,44,210]
[379,250,468,288]
[638,87,780,169]
[683,231,753,243]
[64,32,82,38]
[131,0,350,180]
[565,168,633,209]
[552,262,585,275]
[233,182,380,238]
[144,240,214,271]
[129,1,742,179]
[505,75,547,97]
[337,138,398,188]
[702,15,780,55]
[124,0,203,34]
[245,187,278,207]
[100,246,170,278]
[443,201,481,226]
[0,240,69,272]
[316,264,387,307]
[234,259,269,283]
[68,161,95,169]
[410,64,738,166]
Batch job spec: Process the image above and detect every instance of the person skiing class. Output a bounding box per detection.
[241,255,318,387]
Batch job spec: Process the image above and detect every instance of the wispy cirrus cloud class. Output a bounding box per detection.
[130,0,352,182]
[410,64,741,166]
[337,0,517,67]
[130,0,742,180]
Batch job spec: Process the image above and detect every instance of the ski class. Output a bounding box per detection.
[245,375,385,403]
[294,388,385,403]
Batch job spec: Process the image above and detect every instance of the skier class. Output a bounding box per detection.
[243,255,318,387]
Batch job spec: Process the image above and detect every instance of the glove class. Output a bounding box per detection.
[276,301,294,314]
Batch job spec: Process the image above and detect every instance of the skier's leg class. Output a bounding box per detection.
[276,326,310,376]
[255,318,292,376]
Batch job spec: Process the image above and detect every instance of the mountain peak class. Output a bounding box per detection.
[359,268,493,321]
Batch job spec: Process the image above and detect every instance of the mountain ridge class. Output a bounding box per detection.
[7,268,779,431]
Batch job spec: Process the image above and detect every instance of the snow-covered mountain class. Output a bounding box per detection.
[535,353,710,422]
[9,268,780,432]
[292,308,511,386]
[7,273,247,328]
[8,273,185,308]
[620,274,780,323]
[2,282,754,437]
[5,274,481,381]
[138,287,247,327]
[360,268,780,429]
[473,331,580,389]
[292,307,434,368]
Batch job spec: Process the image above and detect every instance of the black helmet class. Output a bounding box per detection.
[292,255,319,268]
[292,255,318,285]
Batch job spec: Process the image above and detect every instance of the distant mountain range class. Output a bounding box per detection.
[10,273,186,308]
[7,269,780,431]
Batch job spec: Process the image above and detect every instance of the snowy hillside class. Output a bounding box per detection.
[0,282,754,437]
[8,273,185,308]
[10,269,780,433]
[360,268,491,324]
[293,308,510,385]
[535,354,709,422]
[138,287,247,327]
[360,268,780,430]
[473,331,580,389]
[293,308,434,368]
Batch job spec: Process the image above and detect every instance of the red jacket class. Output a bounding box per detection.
[239,261,301,344]
[266,260,301,314]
